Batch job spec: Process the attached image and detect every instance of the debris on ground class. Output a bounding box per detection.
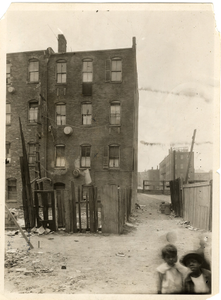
[116,252,125,257]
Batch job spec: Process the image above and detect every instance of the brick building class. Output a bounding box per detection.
[6,35,139,209]
[159,147,194,181]
[138,167,160,189]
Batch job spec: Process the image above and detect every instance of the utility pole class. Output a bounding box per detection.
[184,129,196,184]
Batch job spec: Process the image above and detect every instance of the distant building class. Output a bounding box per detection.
[138,167,160,189]
[159,147,194,181]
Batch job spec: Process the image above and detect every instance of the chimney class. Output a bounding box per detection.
[58,34,67,53]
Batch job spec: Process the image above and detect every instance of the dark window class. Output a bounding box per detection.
[29,59,39,82]
[28,143,36,165]
[6,63,11,84]
[110,102,121,125]
[56,103,66,125]
[57,60,67,83]
[6,142,11,164]
[109,145,119,168]
[81,146,91,168]
[7,178,17,201]
[29,101,38,123]
[56,145,65,167]
[82,103,92,125]
[6,103,11,125]
[111,58,122,82]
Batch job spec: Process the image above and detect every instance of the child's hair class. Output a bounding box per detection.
[162,244,177,259]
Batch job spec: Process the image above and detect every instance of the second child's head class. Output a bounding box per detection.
[162,244,178,266]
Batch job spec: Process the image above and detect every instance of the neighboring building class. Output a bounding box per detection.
[159,147,194,181]
[138,167,160,190]
[194,170,213,181]
[6,35,139,208]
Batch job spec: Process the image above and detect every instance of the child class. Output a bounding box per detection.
[156,244,185,294]
[180,252,211,294]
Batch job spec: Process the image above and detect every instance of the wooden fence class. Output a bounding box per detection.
[170,179,212,231]
[100,185,132,234]
[183,181,212,231]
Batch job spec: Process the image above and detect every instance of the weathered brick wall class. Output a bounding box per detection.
[46,47,137,200]
[6,50,49,207]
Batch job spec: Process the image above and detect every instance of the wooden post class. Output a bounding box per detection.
[20,157,29,229]
[86,193,89,230]
[185,129,196,184]
[78,186,82,232]
[5,204,34,249]
[64,190,70,233]
[71,182,77,233]
[94,186,98,232]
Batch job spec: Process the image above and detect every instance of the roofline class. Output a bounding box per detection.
[7,46,133,56]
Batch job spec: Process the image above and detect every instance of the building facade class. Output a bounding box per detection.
[6,35,139,208]
[159,147,194,181]
[138,168,160,190]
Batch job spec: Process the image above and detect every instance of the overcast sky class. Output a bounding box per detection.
[3,3,220,172]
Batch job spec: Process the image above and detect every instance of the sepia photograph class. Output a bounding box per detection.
[0,2,220,298]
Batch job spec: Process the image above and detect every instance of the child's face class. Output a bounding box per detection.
[186,258,201,273]
[164,253,177,266]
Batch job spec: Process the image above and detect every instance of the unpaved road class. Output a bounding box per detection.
[4,193,209,294]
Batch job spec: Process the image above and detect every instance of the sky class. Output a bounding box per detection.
[1,2,220,172]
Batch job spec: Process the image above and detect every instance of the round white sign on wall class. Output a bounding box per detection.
[64,126,73,135]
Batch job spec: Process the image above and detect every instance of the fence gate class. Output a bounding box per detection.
[54,183,65,228]
[170,178,183,217]
[34,190,57,231]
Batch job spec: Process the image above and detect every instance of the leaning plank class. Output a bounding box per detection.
[78,186,82,232]
[5,204,34,249]
[71,182,77,233]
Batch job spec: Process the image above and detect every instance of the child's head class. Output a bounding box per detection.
[162,244,178,266]
[180,253,203,274]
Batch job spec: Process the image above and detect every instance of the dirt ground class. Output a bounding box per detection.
[4,193,211,295]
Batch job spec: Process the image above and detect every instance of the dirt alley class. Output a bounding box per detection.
[4,193,209,294]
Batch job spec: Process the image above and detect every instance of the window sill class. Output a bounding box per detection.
[109,124,121,127]
[27,81,39,84]
[54,167,66,170]
[6,200,17,203]
[79,167,91,171]
[55,83,67,86]
[27,123,37,126]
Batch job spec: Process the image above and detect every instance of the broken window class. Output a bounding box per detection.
[28,143,36,165]
[110,102,121,125]
[55,145,65,167]
[82,103,92,125]
[6,63,11,85]
[82,59,93,82]
[109,145,119,168]
[6,103,11,125]
[29,101,38,123]
[7,178,17,201]
[111,58,122,82]
[29,59,39,82]
[57,60,67,83]
[81,145,91,168]
[6,142,11,164]
[56,103,66,125]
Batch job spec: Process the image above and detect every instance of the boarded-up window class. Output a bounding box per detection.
[109,145,119,168]
[28,143,36,165]
[82,103,92,125]
[29,101,38,123]
[81,146,91,167]
[6,103,11,125]
[56,103,66,125]
[82,83,92,96]
[82,59,93,82]
[105,59,111,82]
[6,142,11,164]
[56,145,65,167]
[29,59,39,82]
[111,58,122,82]
[57,60,67,83]
[7,178,17,201]
[110,102,121,125]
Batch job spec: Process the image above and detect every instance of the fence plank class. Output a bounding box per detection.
[71,182,77,233]
[64,190,71,232]
[78,186,82,232]
[94,187,98,232]
[89,187,95,233]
